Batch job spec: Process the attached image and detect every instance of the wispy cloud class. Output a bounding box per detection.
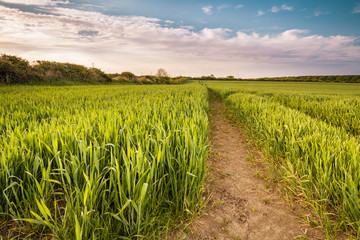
[218,4,230,10]
[313,10,331,17]
[0,4,359,77]
[180,25,194,30]
[271,4,293,13]
[202,5,213,15]
[281,4,293,11]
[314,11,321,17]
[0,0,69,5]
[271,6,280,13]
[257,10,265,16]
[235,4,243,9]
[353,3,360,13]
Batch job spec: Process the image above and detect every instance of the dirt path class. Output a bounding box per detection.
[174,93,325,240]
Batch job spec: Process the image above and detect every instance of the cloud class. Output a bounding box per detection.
[352,3,360,13]
[0,4,359,77]
[257,10,265,16]
[313,10,331,17]
[271,6,280,13]
[271,4,293,13]
[180,26,195,30]
[202,5,213,15]
[313,11,321,17]
[0,0,69,5]
[78,30,99,36]
[281,4,293,11]
[218,4,230,10]
[235,4,243,9]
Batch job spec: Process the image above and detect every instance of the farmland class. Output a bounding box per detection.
[1,80,360,239]
[207,81,360,237]
[0,85,208,239]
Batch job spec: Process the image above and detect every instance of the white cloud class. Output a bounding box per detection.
[0,4,359,77]
[235,4,244,9]
[257,10,265,16]
[271,6,280,13]
[352,3,360,13]
[281,4,293,11]
[202,5,213,15]
[271,4,293,13]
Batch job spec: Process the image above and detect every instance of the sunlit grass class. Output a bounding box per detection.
[0,85,209,239]
[210,86,360,238]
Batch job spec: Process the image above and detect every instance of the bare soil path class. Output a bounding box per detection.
[173,92,326,240]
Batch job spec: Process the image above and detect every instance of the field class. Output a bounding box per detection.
[1,81,360,239]
[0,85,208,239]
[207,81,360,237]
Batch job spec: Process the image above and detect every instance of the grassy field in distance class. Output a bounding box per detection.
[204,80,360,95]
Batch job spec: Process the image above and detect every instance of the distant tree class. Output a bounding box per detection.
[226,76,235,79]
[156,68,169,77]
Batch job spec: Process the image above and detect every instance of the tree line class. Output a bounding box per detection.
[0,54,186,85]
[0,54,112,84]
[193,75,360,83]
[3,54,357,84]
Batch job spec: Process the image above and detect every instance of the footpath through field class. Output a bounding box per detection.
[177,91,326,240]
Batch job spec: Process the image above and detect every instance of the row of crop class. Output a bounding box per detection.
[261,93,360,137]
[210,88,360,237]
[0,85,208,239]
[211,88,360,138]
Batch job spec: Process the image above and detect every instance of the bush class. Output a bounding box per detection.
[0,54,34,84]
[0,54,185,85]
[32,61,112,83]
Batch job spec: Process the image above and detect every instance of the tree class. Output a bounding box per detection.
[0,60,15,84]
[0,54,31,84]
[156,68,169,77]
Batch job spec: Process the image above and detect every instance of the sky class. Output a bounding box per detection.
[0,0,360,78]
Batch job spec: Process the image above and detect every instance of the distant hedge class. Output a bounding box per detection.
[32,60,112,83]
[192,75,360,83]
[0,54,186,85]
[0,54,112,84]
[109,73,187,84]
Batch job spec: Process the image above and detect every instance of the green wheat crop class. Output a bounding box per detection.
[0,85,208,239]
[210,86,360,237]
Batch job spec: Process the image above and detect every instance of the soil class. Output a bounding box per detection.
[170,93,327,240]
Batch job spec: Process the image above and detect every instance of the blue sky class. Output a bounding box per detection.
[101,0,360,36]
[0,0,359,77]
